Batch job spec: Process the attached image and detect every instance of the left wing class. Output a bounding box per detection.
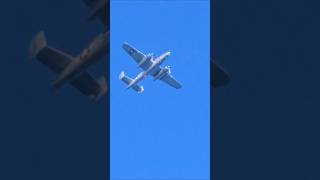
[83,0,109,27]
[70,72,107,100]
[159,72,182,89]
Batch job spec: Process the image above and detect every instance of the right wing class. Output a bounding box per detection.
[159,73,182,89]
[122,42,153,70]
[83,0,109,27]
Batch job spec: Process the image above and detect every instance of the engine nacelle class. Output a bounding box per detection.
[135,71,146,80]
[137,53,153,68]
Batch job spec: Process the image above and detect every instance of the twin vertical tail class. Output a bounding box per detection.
[30,31,47,59]
[89,76,108,101]
[119,71,144,93]
[97,76,108,99]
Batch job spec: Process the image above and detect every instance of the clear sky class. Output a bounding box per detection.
[111,1,210,179]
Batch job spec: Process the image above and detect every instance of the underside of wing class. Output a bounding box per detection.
[211,61,230,87]
[36,47,73,74]
[83,0,109,27]
[70,72,106,98]
[122,43,153,70]
[160,73,182,89]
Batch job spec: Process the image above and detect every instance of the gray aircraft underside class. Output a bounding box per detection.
[30,0,109,101]
[119,43,182,93]
[211,59,230,87]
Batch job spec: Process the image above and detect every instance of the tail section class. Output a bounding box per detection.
[30,31,48,59]
[30,31,74,74]
[97,76,108,100]
[119,71,144,93]
[30,31,107,101]
[90,76,108,101]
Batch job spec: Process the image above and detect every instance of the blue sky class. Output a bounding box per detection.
[111,1,210,179]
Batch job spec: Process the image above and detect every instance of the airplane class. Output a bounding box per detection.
[119,43,182,93]
[211,59,230,87]
[30,0,109,101]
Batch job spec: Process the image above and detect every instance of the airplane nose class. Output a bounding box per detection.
[167,52,171,56]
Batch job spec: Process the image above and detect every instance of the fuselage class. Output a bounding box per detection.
[145,51,170,76]
[53,31,109,88]
[127,51,171,89]
[127,72,146,89]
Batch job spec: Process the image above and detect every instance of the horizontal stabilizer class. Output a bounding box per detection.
[30,31,74,74]
[119,71,144,93]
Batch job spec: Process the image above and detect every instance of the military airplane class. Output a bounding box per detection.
[119,43,182,93]
[30,0,109,101]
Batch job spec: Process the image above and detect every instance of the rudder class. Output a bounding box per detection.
[30,31,47,59]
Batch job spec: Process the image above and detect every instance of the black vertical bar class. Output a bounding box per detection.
[106,0,110,180]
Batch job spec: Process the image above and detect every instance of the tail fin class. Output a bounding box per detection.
[30,31,47,59]
[89,76,107,101]
[95,76,108,101]
[119,71,144,93]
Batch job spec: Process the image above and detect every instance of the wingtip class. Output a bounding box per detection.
[119,71,125,80]
[30,31,47,59]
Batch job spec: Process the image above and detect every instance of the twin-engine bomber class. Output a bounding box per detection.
[30,0,109,101]
[119,43,182,93]
[30,0,228,100]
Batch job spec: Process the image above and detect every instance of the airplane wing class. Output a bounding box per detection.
[70,73,107,99]
[83,0,109,27]
[159,73,182,89]
[211,60,230,87]
[122,43,153,70]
